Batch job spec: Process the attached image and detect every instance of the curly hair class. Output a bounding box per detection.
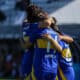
[26,4,48,22]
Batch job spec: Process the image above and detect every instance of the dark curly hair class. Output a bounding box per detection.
[26,4,48,22]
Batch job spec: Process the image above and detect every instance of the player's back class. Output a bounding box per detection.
[33,28,59,79]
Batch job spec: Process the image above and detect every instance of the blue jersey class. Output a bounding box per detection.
[23,22,38,43]
[58,40,72,66]
[32,28,59,80]
[20,22,38,77]
[57,40,74,80]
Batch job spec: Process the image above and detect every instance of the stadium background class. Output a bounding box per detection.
[0,0,80,79]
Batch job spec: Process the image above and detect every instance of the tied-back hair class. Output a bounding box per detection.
[26,4,48,23]
[50,17,63,35]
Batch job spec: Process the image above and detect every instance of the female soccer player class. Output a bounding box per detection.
[42,18,75,80]
[20,5,63,80]
[20,4,50,80]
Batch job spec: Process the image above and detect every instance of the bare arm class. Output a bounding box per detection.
[42,34,62,53]
[58,34,74,43]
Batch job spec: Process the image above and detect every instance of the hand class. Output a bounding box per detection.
[41,34,53,40]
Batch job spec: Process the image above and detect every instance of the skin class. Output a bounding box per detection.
[23,18,51,48]
[42,34,63,53]
[41,17,74,53]
[58,34,74,43]
[41,33,74,54]
[40,17,63,53]
[22,16,74,53]
[22,17,63,54]
[50,18,74,43]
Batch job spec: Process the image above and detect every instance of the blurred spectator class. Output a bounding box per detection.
[0,39,22,78]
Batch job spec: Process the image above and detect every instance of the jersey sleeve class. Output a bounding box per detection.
[22,22,38,44]
[29,23,39,43]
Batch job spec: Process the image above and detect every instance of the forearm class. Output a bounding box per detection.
[49,38,62,53]
[59,35,74,43]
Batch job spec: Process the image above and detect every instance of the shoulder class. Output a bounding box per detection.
[29,22,39,29]
[46,28,57,34]
[22,19,30,28]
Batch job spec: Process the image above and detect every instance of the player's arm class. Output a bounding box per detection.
[42,34,62,53]
[58,34,74,43]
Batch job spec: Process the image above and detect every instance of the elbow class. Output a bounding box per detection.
[69,37,74,43]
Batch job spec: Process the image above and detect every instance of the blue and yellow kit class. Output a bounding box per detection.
[57,40,75,80]
[32,28,59,80]
[20,22,38,78]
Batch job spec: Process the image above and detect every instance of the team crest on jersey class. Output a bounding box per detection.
[62,48,72,62]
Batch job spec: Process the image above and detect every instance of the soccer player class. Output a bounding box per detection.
[23,10,63,80]
[20,4,63,80]
[58,38,75,80]
[19,21,35,79]
[43,19,75,80]
[31,17,62,80]
[20,4,49,80]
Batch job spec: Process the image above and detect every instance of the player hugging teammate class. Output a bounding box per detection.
[20,4,75,80]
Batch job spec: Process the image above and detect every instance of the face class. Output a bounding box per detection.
[45,17,52,26]
[39,17,52,28]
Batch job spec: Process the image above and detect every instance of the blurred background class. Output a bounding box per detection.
[0,0,80,79]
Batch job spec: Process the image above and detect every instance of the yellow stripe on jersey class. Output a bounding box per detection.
[25,74,31,80]
[58,66,66,80]
[56,75,58,80]
[31,67,36,80]
[37,39,55,49]
[62,48,72,58]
